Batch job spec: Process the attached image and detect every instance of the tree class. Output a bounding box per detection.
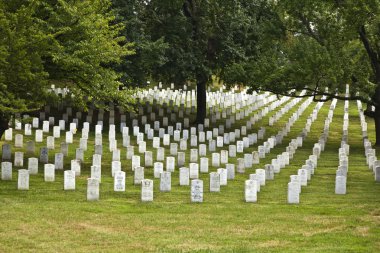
[244,0,380,145]
[113,0,273,123]
[0,0,133,138]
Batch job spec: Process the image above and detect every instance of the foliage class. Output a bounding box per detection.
[246,0,380,103]
[113,0,273,87]
[0,0,134,123]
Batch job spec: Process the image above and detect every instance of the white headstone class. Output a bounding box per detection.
[191,179,203,203]
[18,169,29,190]
[134,166,144,185]
[87,178,100,201]
[71,159,81,176]
[44,164,55,182]
[179,167,190,186]
[141,179,153,202]
[14,152,24,167]
[90,165,101,183]
[209,172,220,192]
[288,181,300,204]
[160,171,171,192]
[114,171,126,192]
[112,161,122,177]
[64,170,76,190]
[189,163,199,179]
[335,176,346,194]
[245,180,257,203]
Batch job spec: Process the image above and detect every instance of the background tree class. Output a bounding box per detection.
[243,0,380,144]
[0,0,133,137]
[113,0,274,123]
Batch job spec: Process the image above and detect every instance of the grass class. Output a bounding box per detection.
[0,96,380,252]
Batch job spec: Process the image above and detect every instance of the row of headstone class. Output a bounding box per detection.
[245,97,324,202]
[357,100,380,182]
[288,97,338,204]
[336,93,350,194]
[268,91,306,126]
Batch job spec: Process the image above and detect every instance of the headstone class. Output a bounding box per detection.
[298,169,308,186]
[44,164,55,182]
[18,169,29,190]
[189,163,199,179]
[61,142,68,156]
[237,158,245,174]
[138,141,146,153]
[47,136,55,149]
[71,159,81,176]
[153,162,164,179]
[26,141,35,154]
[245,180,258,203]
[190,149,198,163]
[244,154,253,168]
[39,147,49,164]
[179,167,190,186]
[91,165,102,183]
[249,174,261,192]
[375,166,380,182]
[64,170,76,190]
[141,179,153,202]
[287,181,300,204]
[134,166,144,185]
[126,146,134,159]
[178,152,185,167]
[65,131,73,143]
[144,151,153,167]
[335,176,346,194]
[191,179,203,203]
[217,168,227,186]
[114,171,126,192]
[14,152,24,167]
[75,148,84,163]
[1,162,12,180]
[87,178,100,201]
[15,134,23,148]
[226,164,235,180]
[2,144,11,161]
[200,157,209,173]
[4,128,12,141]
[112,161,121,177]
[160,171,171,192]
[35,129,43,143]
[28,158,38,175]
[220,150,228,164]
[265,164,274,180]
[54,153,64,170]
[24,124,32,135]
[256,169,266,186]
[252,151,260,164]
[209,172,220,192]
[212,153,220,167]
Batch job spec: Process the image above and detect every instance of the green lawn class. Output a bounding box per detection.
[0,98,379,252]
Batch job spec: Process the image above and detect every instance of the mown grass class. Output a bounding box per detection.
[0,98,379,252]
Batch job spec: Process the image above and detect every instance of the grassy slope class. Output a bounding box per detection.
[0,99,379,252]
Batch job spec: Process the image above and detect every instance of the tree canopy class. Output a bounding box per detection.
[0,0,133,133]
[245,0,379,102]
[113,0,275,122]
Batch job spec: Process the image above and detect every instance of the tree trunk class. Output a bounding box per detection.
[374,110,380,146]
[196,75,207,124]
[0,114,10,140]
[374,85,380,146]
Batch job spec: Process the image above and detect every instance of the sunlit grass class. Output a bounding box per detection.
[0,99,379,252]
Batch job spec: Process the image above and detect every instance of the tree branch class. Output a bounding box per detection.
[295,12,324,46]
[256,86,373,105]
[358,25,380,83]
